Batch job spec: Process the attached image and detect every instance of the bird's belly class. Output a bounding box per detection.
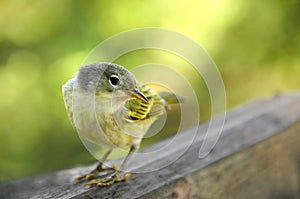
[75,112,150,149]
[72,110,114,147]
[97,113,151,148]
[73,97,153,149]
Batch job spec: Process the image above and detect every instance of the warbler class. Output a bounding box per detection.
[62,62,178,187]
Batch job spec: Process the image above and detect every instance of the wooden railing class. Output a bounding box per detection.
[1,93,300,199]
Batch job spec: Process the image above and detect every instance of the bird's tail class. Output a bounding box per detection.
[158,91,183,105]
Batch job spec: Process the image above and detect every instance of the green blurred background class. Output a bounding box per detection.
[0,0,299,181]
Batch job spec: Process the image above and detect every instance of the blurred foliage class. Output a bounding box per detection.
[0,0,299,181]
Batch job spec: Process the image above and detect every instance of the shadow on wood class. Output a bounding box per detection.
[1,93,300,199]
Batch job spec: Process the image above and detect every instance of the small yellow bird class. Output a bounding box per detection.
[62,62,178,187]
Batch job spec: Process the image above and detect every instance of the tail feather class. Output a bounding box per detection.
[158,91,183,104]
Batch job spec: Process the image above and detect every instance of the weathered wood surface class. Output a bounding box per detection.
[1,93,300,199]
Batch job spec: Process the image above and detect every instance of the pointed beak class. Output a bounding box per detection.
[132,88,149,103]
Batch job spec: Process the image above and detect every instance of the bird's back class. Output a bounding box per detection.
[62,77,75,125]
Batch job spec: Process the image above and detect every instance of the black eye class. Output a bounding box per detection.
[109,75,120,87]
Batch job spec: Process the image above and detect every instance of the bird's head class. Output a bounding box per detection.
[77,62,148,103]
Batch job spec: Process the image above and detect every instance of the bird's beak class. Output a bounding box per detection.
[132,88,149,103]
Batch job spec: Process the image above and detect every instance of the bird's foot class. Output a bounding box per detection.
[75,172,98,181]
[75,164,117,182]
[85,173,133,187]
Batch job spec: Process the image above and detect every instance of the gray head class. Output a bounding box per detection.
[77,62,148,102]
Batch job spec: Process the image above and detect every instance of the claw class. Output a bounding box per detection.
[75,165,115,182]
[123,173,134,181]
[84,173,134,187]
[75,173,97,182]
[84,179,99,187]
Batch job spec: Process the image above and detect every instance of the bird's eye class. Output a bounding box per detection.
[109,75,120,87]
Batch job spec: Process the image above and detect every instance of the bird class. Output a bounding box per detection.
[62,62,179,187]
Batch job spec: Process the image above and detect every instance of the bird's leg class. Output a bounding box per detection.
[75,148,114,181]
[86,144,137,187]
